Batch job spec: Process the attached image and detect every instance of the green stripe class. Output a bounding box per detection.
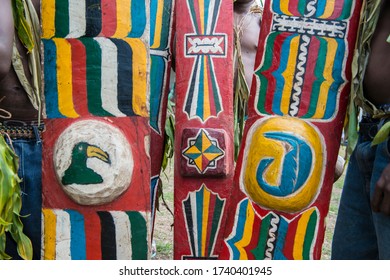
[127,212,148,260]
[79,38,112,117]
[207,197,224,256]
[256,33,278,114]
[207,56,222,114]
[340,0,353,19]
[302,210,318,260]
[297,0,306,16]
[251,214,272,259]
[55,0,69,37]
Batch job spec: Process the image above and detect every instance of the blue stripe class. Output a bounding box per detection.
[65,210,86,260]
[196,189,204,256]
[324,38,345,119]
[43,40,65,118]
[272,0,283,15]
[128,1,147,38]
[150,0,158,46]
[196,59,205,120]
[150,55,167,133]
[315,0,326,18]
[273,217,288,260]
[226,199,250,259]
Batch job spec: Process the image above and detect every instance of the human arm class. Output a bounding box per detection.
[371,163,390,215]
[0,0,14,81]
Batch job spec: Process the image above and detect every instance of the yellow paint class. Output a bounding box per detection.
[54,39,79,118]
[319,0,335,19]
[41,0,56,39]
[185,145,201,155]
[114,0,131,38]
[242,117,324,213]
[42,209,56,260]
[151,0,164,49]
[313,38,336,118]
[201,131,212,152]
[201,189,211,257]
[293,208,315,260]
[204,153,221,161]
[203,56,211,119]
[281,36,300,115]
[124,38,148,117]
[194,156,203,171]
[280,0,293,16]
[235,201,255,260]
[199,0,205,34]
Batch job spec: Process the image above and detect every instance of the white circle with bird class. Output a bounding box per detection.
[53,119,133,205]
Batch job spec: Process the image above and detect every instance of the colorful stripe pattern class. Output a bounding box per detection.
[255,0,353,119]
[225,199,319,260]
[183,0,225,122]
[42,209,148,260]
[182,185,226,259]
[43,37,148,118]
[41,0,147,39]
[150,0,174,134]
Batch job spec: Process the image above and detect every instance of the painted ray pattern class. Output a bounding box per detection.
[150,0,174,134]
[182,185,226,259]
[41,0,147,39]
[183,0,225,122]
[43,37,148,118]
[42,209,148,260]
[255,0,353,119]
[225,199,319,260]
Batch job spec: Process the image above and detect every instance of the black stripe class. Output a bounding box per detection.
[86,0,102,37]
[97,212,117,260]
[183,198,196,255]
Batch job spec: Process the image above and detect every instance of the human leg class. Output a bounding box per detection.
[332,138,378,259]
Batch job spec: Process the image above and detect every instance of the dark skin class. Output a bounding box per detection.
[0,0,41,122]
[365,1,390,215]
[233,0,261,89]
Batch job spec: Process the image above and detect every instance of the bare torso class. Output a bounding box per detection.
[363,0,390,106]
[0,0,40,123]
[234,0,261,90]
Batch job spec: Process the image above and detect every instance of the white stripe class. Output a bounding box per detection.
[190,193,199,256]
[41,211,45,260]
[110,211,132,260]
[206,0,216,34]
[68,0,86,38]
[53,210,72,260]
[94,38,126,117]
[190,58,202,117]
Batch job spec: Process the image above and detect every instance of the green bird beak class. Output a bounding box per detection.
[86,145,111,164]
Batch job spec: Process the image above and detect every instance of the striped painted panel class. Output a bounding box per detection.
[182,0,224,122]
[42,0,147,39]
[225,199,319,260]
[43,37,148,118]
[255,0,354,119]
[42,209,149,260]
[182,185,225,259]
[149,0,174,134]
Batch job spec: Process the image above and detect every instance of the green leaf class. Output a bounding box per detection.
[372,121,390,146]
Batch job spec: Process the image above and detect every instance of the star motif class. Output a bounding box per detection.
[183,130,224,173]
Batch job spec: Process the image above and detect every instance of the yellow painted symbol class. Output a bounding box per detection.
[241,117,325,213]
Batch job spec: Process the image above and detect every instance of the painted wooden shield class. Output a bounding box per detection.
[174,0,234,259]
[220,0,363,260]
[41,0,151,260]
[149,0,175,240]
